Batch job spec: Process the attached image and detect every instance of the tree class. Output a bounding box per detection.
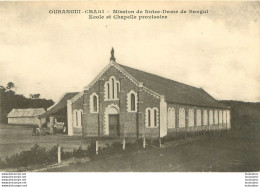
[6,82,15,91]
[0,86,6,92]
[30,94,40,99]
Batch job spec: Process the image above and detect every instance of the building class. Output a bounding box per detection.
[67,49,231,138]
[40,92,79,133]
[7,108,46,126]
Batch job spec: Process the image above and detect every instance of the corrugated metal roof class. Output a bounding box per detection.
[40,92,79,118]
[7,108,46,118]
[118,63,229,109]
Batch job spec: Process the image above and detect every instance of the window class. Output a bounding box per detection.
[104,76,120,100]
[227,110,231,129]
[154,110,157,127]
[131,94,135,111]
[90,93,99,113]
[80,111,83,127]
[188,109,194,127]
[148,110,151,127]
[73,110,82,127]
[227,110,230,124]
[214,110,218,125]
[197,110,201,126]
[179,108,185,128]
[75,111,78,126]
[145,107,159,128]
[105,83,110,99]
[168,108,175,128]
[127,90,137,112]
[209,110,213,125]
[223,110,227,124]
[219,110,223,124]
[93,95,97,112]
[203,110,208,126]
[112,78,115,99]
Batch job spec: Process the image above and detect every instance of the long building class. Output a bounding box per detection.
[7,108,46,126]
[65,49,231,137]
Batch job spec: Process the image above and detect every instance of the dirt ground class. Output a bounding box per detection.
[0,123,117,159]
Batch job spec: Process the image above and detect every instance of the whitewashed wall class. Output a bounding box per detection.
[8,117,40,125]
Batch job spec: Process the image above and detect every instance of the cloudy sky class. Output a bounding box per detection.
[0,2,259,102]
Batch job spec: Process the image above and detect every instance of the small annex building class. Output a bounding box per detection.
[67,49,231,138]
[40,92,79,134]
[7,108,46,126]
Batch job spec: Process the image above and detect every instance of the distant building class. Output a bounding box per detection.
[7,108,46,126]
[65,49,231,137]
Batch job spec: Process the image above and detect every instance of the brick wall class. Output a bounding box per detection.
[82,65,161,138]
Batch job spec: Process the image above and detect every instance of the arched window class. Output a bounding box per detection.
[127,90,137,112]
[168,108,175,128]
[203,110,208,126]
[106,83,110,99]
[197,110,201,126]
[77,110,83,127]
[145,107,159,128]
[93,95,97,112]
[214,110,218,125]
[131,94,135,111]
[154,110,157,127]
[188,109,194,127]
[209,110,213,125]
[179,108,185,128]
[90,93,99,113]
[112,78,115,99]
[104,76,120,100]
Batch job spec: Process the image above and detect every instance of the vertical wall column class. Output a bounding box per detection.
[160,95,167,137]
[82,90,89,136]
[67,100,73,136]
[137,82,144,138]
[49,116,55,134]
[119,77,125,137]
[98,80,104,137]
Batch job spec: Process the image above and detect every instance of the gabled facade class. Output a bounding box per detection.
[67,50,231,138]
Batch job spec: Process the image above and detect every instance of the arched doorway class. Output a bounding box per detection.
[104,104,120,136]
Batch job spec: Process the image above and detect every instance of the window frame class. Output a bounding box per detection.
[104,76,120,101]
[90,93,99,113]
[145,107,159,128]
[168,108,176,129]
[179,108,186,128]
[127,90,138,112]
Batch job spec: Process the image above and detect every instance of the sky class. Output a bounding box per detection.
[0,2,259,102]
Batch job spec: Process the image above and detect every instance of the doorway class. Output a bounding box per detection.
[109,114,119,136]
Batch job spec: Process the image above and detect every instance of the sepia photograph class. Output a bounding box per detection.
[0,1,259,182]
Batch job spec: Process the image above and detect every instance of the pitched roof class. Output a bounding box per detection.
[40,92,79,118]
[117,63,229,109]
[7,108,46,118]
